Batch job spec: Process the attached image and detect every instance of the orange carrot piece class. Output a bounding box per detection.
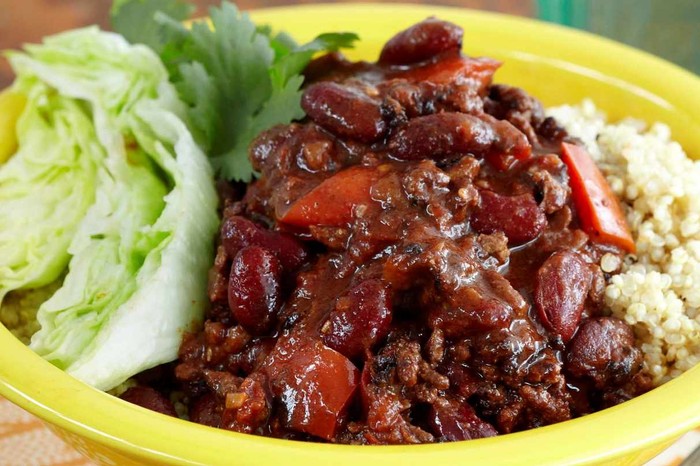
[561,142,636,253]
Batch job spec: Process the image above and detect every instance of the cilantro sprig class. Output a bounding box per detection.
[111,0,358,181]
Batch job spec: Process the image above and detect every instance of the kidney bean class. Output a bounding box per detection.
[534,250,593,342]
[321,279,393,361]
[301,82,386,143]
[120,386,177,417]
[379,18,463,65]
[428,399,498,441]
[566,317,643,388]
[387,112,531,163]
[265,339,360,440]
[471,190,547,245]
[220,215,308,273]
[228,246,282,335]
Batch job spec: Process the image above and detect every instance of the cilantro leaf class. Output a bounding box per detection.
[174,61,219,151]
[214,75,306,180]
[270,32,359,88]
[112,0,358,182]
[110,0,194,53]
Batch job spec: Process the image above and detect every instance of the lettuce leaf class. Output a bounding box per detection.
[0,79,100,304]
[5,27,218,390]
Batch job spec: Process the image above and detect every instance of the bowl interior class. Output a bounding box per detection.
[1,4,700,466]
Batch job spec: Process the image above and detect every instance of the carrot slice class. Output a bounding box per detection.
[279,165,380,227]
[561,142,636,253]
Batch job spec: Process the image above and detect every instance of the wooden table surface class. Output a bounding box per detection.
[0,0,534,89]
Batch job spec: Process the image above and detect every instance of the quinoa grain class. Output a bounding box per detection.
[549,101,700,384]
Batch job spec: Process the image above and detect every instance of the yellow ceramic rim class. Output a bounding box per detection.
[2,4,700,466]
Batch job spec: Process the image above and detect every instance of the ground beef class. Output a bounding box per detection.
[122,18,651,444]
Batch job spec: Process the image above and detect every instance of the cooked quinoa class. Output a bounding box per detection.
[0,280,62,344]
[549,100,700,384]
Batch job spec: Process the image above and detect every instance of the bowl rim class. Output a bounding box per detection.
[2,3,700,466]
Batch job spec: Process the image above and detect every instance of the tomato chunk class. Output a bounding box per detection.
[391,55,500,87]
[265,339,360,440]
[279,166,379,227]
[561,142,635,253]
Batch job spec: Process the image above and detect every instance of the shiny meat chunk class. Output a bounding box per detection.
[485,84,546,144]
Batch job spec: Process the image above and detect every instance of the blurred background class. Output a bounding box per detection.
[0,0,697,88]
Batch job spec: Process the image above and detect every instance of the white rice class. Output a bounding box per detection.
[548,100,700,384]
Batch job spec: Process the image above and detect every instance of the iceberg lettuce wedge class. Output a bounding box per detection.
[0,80,100,303]
[2,27,218,390]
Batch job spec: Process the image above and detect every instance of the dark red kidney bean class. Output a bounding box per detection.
[429,400,498,441]
[321,279,392,361]
[220,216,308,272]
[265,339,359,440]
[379,18,463,65]
[189,393,222,427]
[228,246,282,335]
[120,386,177,417]
[471,190,547,245]
[387,112,531,163]
[566,317,643,388]
[535,250,593,343]
[301,82,386,143]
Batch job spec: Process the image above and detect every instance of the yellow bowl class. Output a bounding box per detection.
[2,4,700,466]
